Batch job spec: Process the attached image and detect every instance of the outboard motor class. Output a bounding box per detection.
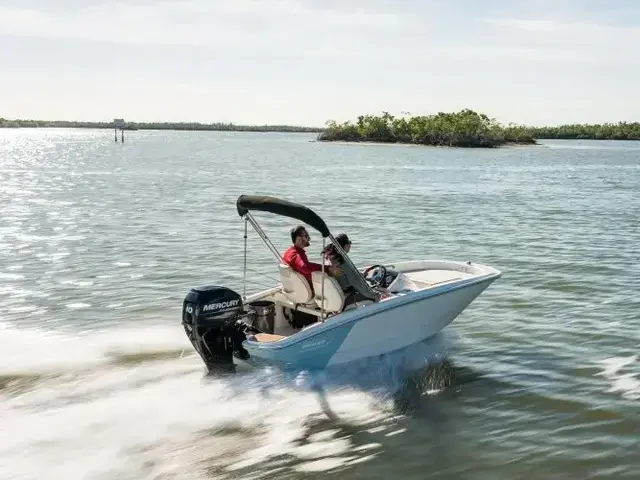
[181,285,253,374]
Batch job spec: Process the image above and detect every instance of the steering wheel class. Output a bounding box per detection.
[362,264,388,288]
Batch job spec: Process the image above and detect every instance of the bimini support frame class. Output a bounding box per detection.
[244,211,284,263]
[242,216,248,299]
[320,236,326,320]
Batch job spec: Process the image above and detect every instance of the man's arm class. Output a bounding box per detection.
[287,250,340,276]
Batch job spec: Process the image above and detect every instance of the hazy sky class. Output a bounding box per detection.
[1,0,638,126]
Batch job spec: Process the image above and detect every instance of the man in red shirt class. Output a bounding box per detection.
[283,225,341,285]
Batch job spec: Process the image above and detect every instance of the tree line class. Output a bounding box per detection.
[0,118,322,133]
[528,123,640,140]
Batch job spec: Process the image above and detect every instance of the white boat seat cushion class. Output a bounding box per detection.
[278,264,313,304]
[311,271,346,313]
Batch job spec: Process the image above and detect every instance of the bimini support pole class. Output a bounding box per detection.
[245,211,284,263]
[320,237,326,320]
[242,216,248,299]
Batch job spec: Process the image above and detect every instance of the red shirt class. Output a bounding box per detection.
[283,245,324,284]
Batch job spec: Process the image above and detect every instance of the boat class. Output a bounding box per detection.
[181,194,501,374]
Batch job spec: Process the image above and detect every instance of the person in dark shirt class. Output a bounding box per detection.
[323,233,383,304]
[321,233,352,292]
[283,225,341,285]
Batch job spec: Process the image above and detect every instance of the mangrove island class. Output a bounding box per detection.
[317,109,640,148]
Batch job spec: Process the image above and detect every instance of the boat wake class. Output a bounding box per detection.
[0,321,466,480]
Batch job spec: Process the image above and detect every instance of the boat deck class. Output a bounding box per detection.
[403,269,472,288]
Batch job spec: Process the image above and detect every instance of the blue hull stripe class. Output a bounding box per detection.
[246,321,356,370]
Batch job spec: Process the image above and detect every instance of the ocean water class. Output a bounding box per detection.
[1,129,638,480]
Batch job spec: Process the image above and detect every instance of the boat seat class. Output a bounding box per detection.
[311,271,346,314]
[278,263,313,305]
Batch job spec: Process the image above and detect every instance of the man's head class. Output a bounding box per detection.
[290,225,310,248]
[335,233,352,253]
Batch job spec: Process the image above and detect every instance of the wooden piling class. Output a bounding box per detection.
[113,118,126,143]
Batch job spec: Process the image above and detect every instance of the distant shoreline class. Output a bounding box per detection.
[0,119,323,133]
[2,112,639,144]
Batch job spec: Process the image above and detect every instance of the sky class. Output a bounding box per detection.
[1,0,639,126]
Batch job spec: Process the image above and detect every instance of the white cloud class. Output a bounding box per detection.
[0,0,422,71]
[477,16,640,67]
[0,1,406,48]
[482,17,640,49]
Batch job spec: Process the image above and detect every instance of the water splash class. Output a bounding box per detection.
[0,321,442,480]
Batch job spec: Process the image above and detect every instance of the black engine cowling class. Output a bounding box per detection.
[181,285,252,373]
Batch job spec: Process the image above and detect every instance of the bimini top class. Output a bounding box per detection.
[236,195,331,237]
